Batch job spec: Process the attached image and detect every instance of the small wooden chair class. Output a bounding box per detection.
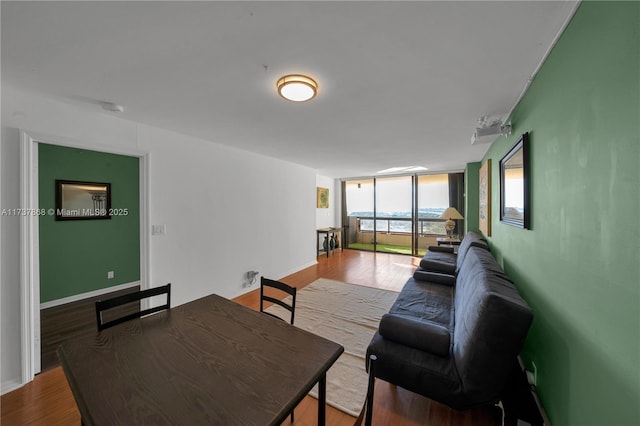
[95,283,171,331]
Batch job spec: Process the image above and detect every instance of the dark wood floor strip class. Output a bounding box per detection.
[40,286,141,371]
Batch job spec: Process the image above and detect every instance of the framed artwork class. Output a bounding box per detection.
[317,187,329,208]
[500,132,530,229]
[479,160,491,236]
[55,180,111,220]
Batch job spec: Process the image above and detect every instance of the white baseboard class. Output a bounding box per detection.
[1,378,23,395]
[40,281,140,310]
[233,259,319,299]
[278,259,318,281]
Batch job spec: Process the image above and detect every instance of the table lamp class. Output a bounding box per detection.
[440,207,464,238]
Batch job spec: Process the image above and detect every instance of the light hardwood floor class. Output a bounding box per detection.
[1,249,498,426]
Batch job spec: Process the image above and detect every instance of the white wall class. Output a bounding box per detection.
[315,175,340,229]
[1,86,318,391]
[1,126,22,392]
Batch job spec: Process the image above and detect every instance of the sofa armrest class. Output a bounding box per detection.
[378,314,450,357]
[413,269,456,286]
[427,245,455,253]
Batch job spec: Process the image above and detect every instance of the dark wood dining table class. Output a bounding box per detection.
[57,293,344,425]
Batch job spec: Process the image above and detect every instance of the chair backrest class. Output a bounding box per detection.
[260,277,296,325]
[95,283,171,331]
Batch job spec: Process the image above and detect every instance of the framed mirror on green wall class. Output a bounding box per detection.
[500,132,530,229]
[55,180,111,220]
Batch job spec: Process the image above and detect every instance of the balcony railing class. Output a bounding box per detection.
[354,216,447,236]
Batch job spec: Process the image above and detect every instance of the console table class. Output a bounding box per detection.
[317,227,343,258]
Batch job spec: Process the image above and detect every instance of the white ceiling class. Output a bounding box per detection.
[2,1,578,178]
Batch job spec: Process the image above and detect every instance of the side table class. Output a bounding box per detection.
[317,227,343,258]
[437,237,461,246]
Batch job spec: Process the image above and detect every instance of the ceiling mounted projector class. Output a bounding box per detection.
[471,117,512,145]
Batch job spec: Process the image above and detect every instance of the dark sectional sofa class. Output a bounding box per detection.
[366,239,533,410]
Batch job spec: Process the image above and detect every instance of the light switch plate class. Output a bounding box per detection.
[152,225,166,235]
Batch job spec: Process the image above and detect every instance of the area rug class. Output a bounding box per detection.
[266,278,398,417]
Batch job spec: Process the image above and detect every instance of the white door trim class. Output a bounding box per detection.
[19,130,39,384]
[19,129,150,384]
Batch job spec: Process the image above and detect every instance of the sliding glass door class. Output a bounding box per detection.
[374,176,413,254]
[343,173,463,256]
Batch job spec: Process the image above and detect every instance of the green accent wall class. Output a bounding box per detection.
[480,3,639,425]
[39,144,140,303]
[464,162,480,234]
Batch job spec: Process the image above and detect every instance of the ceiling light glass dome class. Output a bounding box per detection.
[277,75,318,102]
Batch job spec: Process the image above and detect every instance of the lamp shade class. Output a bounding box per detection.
[440,207,463,238]
[440,207,464,220]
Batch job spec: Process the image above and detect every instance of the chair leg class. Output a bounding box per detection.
[290,408,294,423]
[495,401,506,426]
[364,354,377,426]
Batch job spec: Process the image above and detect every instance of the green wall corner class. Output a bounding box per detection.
[464,162,480,234]
[38,144,140,303]
[482,2,639,425]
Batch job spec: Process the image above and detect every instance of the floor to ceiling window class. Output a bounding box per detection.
[343,178,375,252]
[374,175,414,254]
[342,173,464,256]
[416,174,449,254]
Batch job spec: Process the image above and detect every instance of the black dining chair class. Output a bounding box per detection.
[364,354,377,426]
[260,277,297,325]
[95,283,171,331]
[259,277,297,422]
[354,354,377,426]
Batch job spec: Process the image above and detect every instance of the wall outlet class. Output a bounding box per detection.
[107,271,114,279]
[243,270,259,288]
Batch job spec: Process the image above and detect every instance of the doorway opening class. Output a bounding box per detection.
[19,130,149,383]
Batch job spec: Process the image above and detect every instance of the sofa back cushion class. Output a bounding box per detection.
[452,247,533,400]
[455,231,489,272]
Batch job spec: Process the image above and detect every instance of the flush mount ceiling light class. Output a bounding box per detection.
[277,74,318,102]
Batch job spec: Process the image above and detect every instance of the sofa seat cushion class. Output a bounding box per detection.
[379,313,450,357]
[388,278,454,329]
